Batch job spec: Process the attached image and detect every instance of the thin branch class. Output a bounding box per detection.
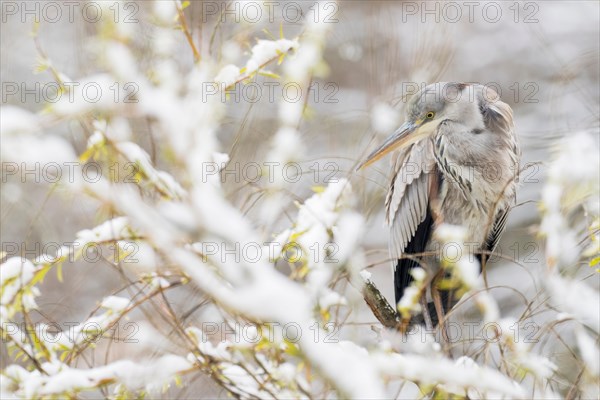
[175,0,201,63]
[361,278,401,329]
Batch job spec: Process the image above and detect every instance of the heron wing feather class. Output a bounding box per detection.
[485,207,509,254]
[385,140,437,304]
[386,140,436,257]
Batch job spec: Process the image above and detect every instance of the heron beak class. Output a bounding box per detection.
[356,121,421,170]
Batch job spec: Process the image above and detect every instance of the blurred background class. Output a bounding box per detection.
[2,0,599,397]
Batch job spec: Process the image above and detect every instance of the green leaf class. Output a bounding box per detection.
[181,1,190,9]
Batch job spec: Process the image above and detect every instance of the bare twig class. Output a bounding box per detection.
[175,1,201,63]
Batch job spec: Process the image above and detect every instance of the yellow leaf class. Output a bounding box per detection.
[262,28,275,40]
[33,61,48,74]
[56,263,63,282]
[303,105,315,120]
[29,20,40,38]
[31,265,51,285]
[278,52,286,65]
[255,337,271,351]
[257,70,280,79]
[283,340,301,357]
[174,375,183,387]
[79,147,96,163]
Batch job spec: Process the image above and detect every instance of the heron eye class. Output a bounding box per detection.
[426,111,435,119]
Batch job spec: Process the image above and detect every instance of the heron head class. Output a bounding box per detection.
[357,82,468,170]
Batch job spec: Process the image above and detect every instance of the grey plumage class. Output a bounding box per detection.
[358,82,521,323]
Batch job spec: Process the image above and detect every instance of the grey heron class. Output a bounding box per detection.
[358,82,521,326]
